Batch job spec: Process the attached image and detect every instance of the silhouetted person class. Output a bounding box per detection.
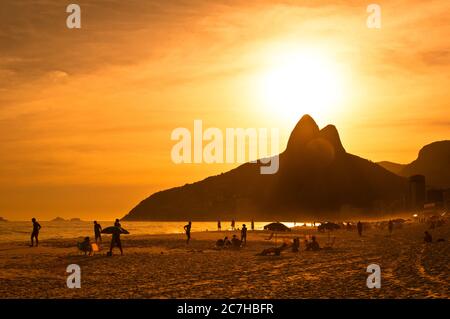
[30,218,41,247]
[217,220,221,231]
[306,236,320,251]
[79,236,92,256]
[184,221,192,244]
[109,226,123,255]
[388,220,393,235]
[241,224,247,245]
[357,221,363,237]
[251,220,255,231]
[424,231,432,243]
[231,220,235,230]
[231,235,241,248]
[256,242,288,256]
[94,221,102,243]
[114,218,121,227]
[216,236,231,248]
[292,237,300,252]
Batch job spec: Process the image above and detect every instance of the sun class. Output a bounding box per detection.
[256,49,346,122]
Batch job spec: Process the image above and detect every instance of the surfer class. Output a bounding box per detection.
[94,221,102,243]
[184,221,192,244]
[109,227,123,255]
[30,218,41,247]
[114,218,121,227]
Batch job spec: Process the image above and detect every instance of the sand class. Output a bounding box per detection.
[0,223,448,299]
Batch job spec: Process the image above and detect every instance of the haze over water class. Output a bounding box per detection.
[0,220,312,243]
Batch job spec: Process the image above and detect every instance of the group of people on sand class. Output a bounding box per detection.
[185,221,249,247]
[214,223,248,249]
[29,217,125,256]
[256,236,316,256]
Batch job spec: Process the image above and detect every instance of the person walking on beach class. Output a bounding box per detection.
[251,220,255,231]
[231,219,235,231]
[109,227,123,256]
[218,220,221,231]
[184,221,192,244]
[30,218,41,247]
[357,221,363,237]
[241,224,247,245]
[94,221,102,243]
[388,220,393,235]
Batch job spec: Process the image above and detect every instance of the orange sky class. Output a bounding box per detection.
[0,0,449,220]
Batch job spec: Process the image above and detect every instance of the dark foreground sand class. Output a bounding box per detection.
[0,223,448,298]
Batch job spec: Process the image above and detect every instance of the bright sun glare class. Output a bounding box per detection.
[258,49,346,121]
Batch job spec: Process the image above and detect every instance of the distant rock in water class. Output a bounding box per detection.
[0,217,8,222]
[51,217,67,222]
[123,114,408,221]
[378,141,450,188]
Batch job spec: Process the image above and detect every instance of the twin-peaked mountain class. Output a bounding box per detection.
[123,115,408,221]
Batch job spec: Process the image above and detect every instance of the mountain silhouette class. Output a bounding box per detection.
[123,115,408,221]
[378,141,450,188]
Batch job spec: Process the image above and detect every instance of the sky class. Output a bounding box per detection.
[0,0,449,220]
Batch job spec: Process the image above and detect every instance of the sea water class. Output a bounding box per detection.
[0,220,308,243]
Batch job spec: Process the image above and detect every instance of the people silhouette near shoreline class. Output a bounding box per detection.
[114,219,121,227]
[94,221,102,243]
[231,219,235,231]
[109,224,123,256]
[388,220,393,235]
[357,221,363,237]
[241,224,247,245]
[30,218,41,247]
[184,221,192,244]
[251,220,255,231]
[217,220,221,231]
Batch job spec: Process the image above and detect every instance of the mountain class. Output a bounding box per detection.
[378,141,450,188]
[123,115,408,221]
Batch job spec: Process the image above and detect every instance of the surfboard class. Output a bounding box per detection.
[101,226,130,234]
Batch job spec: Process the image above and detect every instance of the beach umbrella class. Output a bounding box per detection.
[101,226,130,235]
[263,222,290,232]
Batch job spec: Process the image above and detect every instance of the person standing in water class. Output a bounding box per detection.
[30,218,41,247]
[241,224,247,245]
[251,220,255,231]
[218,220,221,231]
[231,219,235,230]
[94,221,102,243]
[357,221,363,237]
[184,221,192,244]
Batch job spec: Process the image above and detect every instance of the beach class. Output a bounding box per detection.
[0,222,448,299]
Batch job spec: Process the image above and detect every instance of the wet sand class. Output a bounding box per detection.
[0,223,448,298]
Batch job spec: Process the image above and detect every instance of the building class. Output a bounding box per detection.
[408,175,426,211]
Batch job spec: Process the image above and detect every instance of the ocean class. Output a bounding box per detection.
[0,220,311,243]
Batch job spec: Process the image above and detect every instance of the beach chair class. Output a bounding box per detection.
[91,243,100,255]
